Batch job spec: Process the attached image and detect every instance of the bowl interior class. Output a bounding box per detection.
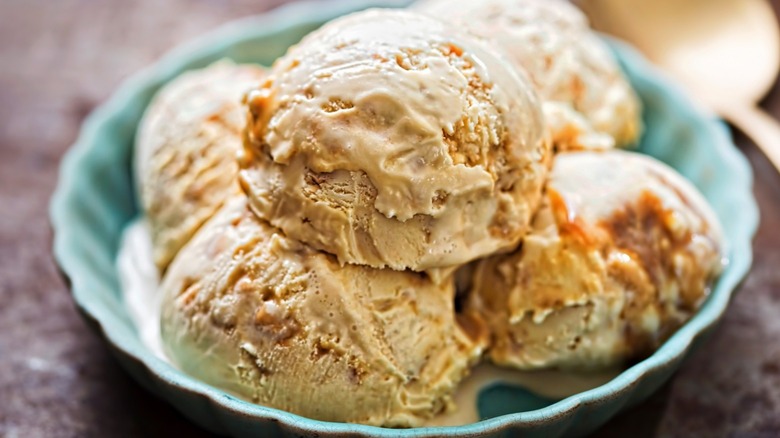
[51,0,757,436]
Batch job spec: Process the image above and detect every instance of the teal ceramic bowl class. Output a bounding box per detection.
[50,0,758,436]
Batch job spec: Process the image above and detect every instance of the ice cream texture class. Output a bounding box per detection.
[131,4,727,427]
[416,0,642,151]
[467,151,724,370]
[135,61,265,271]
[239,9,551,272]
[160,197,487,427]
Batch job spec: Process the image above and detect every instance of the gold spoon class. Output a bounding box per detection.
[579,0,780,172]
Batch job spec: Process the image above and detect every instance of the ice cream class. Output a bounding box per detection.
[160,197,488,427]
[135,61,265,270]
[467,150,724,370]
[415,0,642,151]
[239,9,551,272]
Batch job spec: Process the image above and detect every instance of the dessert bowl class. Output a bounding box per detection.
[50,0,758,436]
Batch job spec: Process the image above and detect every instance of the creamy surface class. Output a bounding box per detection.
[134,61,265,271]
[426,363,620,426]
[470,150,725,370]
[415,0,642,151]
[157,197,489,427]
[118,217,621,427]
[240,9,550,272]
[118,218,167,361]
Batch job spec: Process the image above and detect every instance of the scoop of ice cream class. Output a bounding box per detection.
[415,0,642,151]
[239,9,550,272]
[134,61,265,271]
[467,150,724,370]
[160,197,488,427]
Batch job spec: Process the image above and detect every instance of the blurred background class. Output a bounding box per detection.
[1,0,779,436]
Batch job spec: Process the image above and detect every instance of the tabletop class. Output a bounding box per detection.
[1,1,779,437]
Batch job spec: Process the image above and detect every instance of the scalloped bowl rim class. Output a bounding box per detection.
[50,0,759,436]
